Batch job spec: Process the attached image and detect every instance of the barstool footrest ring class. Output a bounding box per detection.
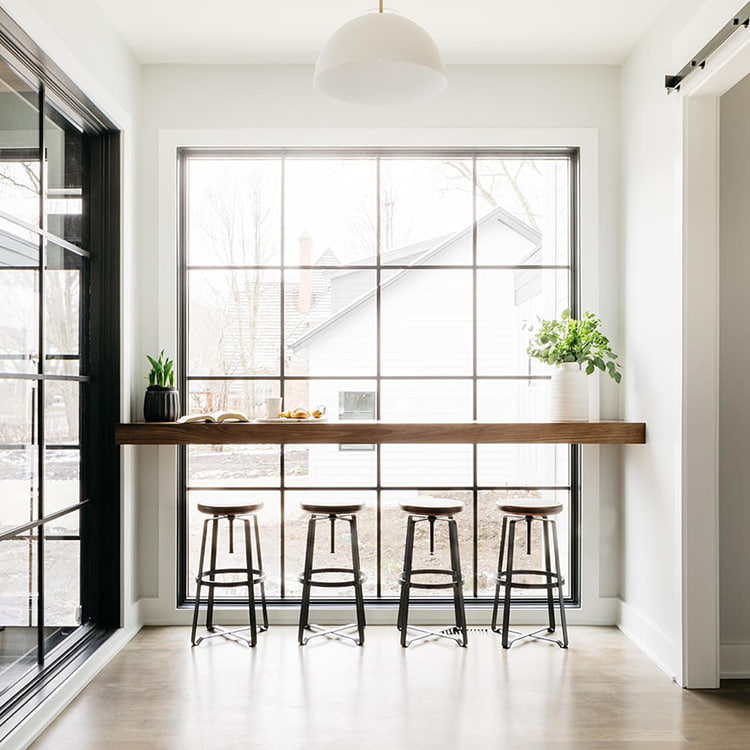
[196,567,267,588]
[496,568,564,589]
[297,567,366,588]
[398,568,465,590]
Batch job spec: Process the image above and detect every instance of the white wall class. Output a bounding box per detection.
[0,2,143,746]
[137,62,624,625]
[2,0,139,122]
[619,2,689,686]
[618,0,737,686]
[719,73,750,674]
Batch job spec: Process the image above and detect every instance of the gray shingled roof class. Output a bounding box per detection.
[219,251,337,372]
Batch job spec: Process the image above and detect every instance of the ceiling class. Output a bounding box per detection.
[92,0,673,65]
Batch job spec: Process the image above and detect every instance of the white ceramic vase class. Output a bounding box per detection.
[550,362,589,421]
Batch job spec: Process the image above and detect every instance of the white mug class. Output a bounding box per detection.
[264,397,283,419]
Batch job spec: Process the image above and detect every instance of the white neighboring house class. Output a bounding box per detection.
[291,200,571,498]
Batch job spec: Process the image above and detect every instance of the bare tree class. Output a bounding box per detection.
[345,166,403,257]
[45,265,80,440]
[1,157,82,441]
[191,165,276,434]
[442,159,542,231]
[0,162,39,194]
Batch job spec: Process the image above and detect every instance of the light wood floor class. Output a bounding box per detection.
[29,626,750,749]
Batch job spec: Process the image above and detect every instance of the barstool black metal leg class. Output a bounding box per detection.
[348,516,366,645]
[551,520,569,648]
[298,514,318,645]
[191,517,210,645]
[206,516,219,632]
[541,517,556,633]
[243,518,258,647]
[396,518,409,634]
[397,516,417,645]
[447,517,467,647]
[253,514,269,631]
[501,519,517,649]
[491,515,509,632]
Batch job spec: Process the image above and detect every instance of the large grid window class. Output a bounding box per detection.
[179,149,579,605]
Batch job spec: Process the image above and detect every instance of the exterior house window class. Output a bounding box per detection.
[179,149,579,607]
[338,391,376,451]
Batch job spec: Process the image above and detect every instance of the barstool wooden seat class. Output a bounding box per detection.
[491,499,568,649]
[298,500,366,646]
[300,500,365,514]
[399,498,465,515]
[397,497,467,647]
[190,498,268,647]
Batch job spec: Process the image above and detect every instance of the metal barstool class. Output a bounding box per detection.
[397,498,467,647]
[491,500,568,649]
[190,498,268,647]
[298,500,366,646]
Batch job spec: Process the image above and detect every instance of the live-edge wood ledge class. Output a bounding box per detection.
[115,421,646,446]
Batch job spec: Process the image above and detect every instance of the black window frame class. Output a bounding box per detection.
[177,147,581,610]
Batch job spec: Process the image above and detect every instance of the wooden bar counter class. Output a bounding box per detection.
[115,420,646,446]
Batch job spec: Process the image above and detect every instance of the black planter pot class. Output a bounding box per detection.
[143,387,180,422]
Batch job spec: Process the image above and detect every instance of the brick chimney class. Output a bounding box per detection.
[298,231,312,313]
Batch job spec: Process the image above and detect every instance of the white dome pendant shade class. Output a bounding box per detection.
[314,6,447,105]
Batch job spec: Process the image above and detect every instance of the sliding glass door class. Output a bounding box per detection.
[0,21,120,730]
[0,49,88,695]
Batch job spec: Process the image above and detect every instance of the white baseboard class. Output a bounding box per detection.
[617,599,681,685]
[140,597,618,627]
[720,643,750,679]
[2,624,142,750]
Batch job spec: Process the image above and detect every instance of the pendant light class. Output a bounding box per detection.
[313,1,447,105]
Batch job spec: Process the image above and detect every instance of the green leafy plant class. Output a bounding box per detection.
[146,350,175,388]
[526,310,621,383]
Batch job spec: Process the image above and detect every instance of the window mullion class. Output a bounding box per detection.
[279,155,286,599]
[471,155,479,599]
[36,82,47,664]
[375,155,382,600]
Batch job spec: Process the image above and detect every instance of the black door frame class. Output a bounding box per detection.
[0,7,121,738]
